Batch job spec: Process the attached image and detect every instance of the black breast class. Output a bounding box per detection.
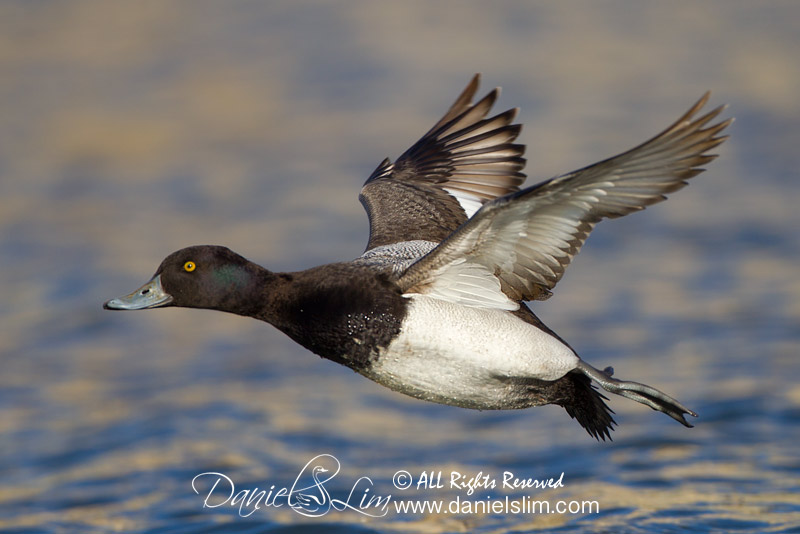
[270,263,407,370]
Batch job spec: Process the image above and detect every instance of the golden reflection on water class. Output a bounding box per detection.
[1,1,800,532]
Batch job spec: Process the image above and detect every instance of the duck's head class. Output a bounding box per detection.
[104,245,258,311]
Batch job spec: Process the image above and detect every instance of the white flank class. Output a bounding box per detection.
[366,295,578,408]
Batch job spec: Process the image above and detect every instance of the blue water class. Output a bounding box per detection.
[1,2,799,532]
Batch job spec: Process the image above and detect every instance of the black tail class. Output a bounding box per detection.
[554,371,616,441]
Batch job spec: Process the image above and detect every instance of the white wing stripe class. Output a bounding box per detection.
[444,188,483,218]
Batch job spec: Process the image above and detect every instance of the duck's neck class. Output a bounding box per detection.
[216,263,293,324]
[243,266,329,338]
[220,263,332,344]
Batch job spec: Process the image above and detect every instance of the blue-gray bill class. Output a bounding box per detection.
[103,275,173,310]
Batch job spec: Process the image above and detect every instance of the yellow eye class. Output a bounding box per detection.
[184,261,196,272]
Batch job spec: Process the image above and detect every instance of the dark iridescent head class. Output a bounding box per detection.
[104,245,260,312]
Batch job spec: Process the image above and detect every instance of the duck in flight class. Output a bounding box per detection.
[105,75,731,440]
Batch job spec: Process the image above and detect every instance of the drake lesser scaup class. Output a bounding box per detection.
[105,75,731,440]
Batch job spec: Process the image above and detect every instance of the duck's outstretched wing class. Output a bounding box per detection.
[359,74,526,251]
[398,93,732,307]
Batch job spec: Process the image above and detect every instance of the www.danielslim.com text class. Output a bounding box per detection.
[393,495,599,515]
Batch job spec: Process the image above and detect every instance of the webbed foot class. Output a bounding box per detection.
[576,361,697,427]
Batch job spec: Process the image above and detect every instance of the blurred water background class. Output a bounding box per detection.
[1,1,799,532]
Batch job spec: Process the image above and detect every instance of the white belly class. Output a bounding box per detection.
[364,295,578,408]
